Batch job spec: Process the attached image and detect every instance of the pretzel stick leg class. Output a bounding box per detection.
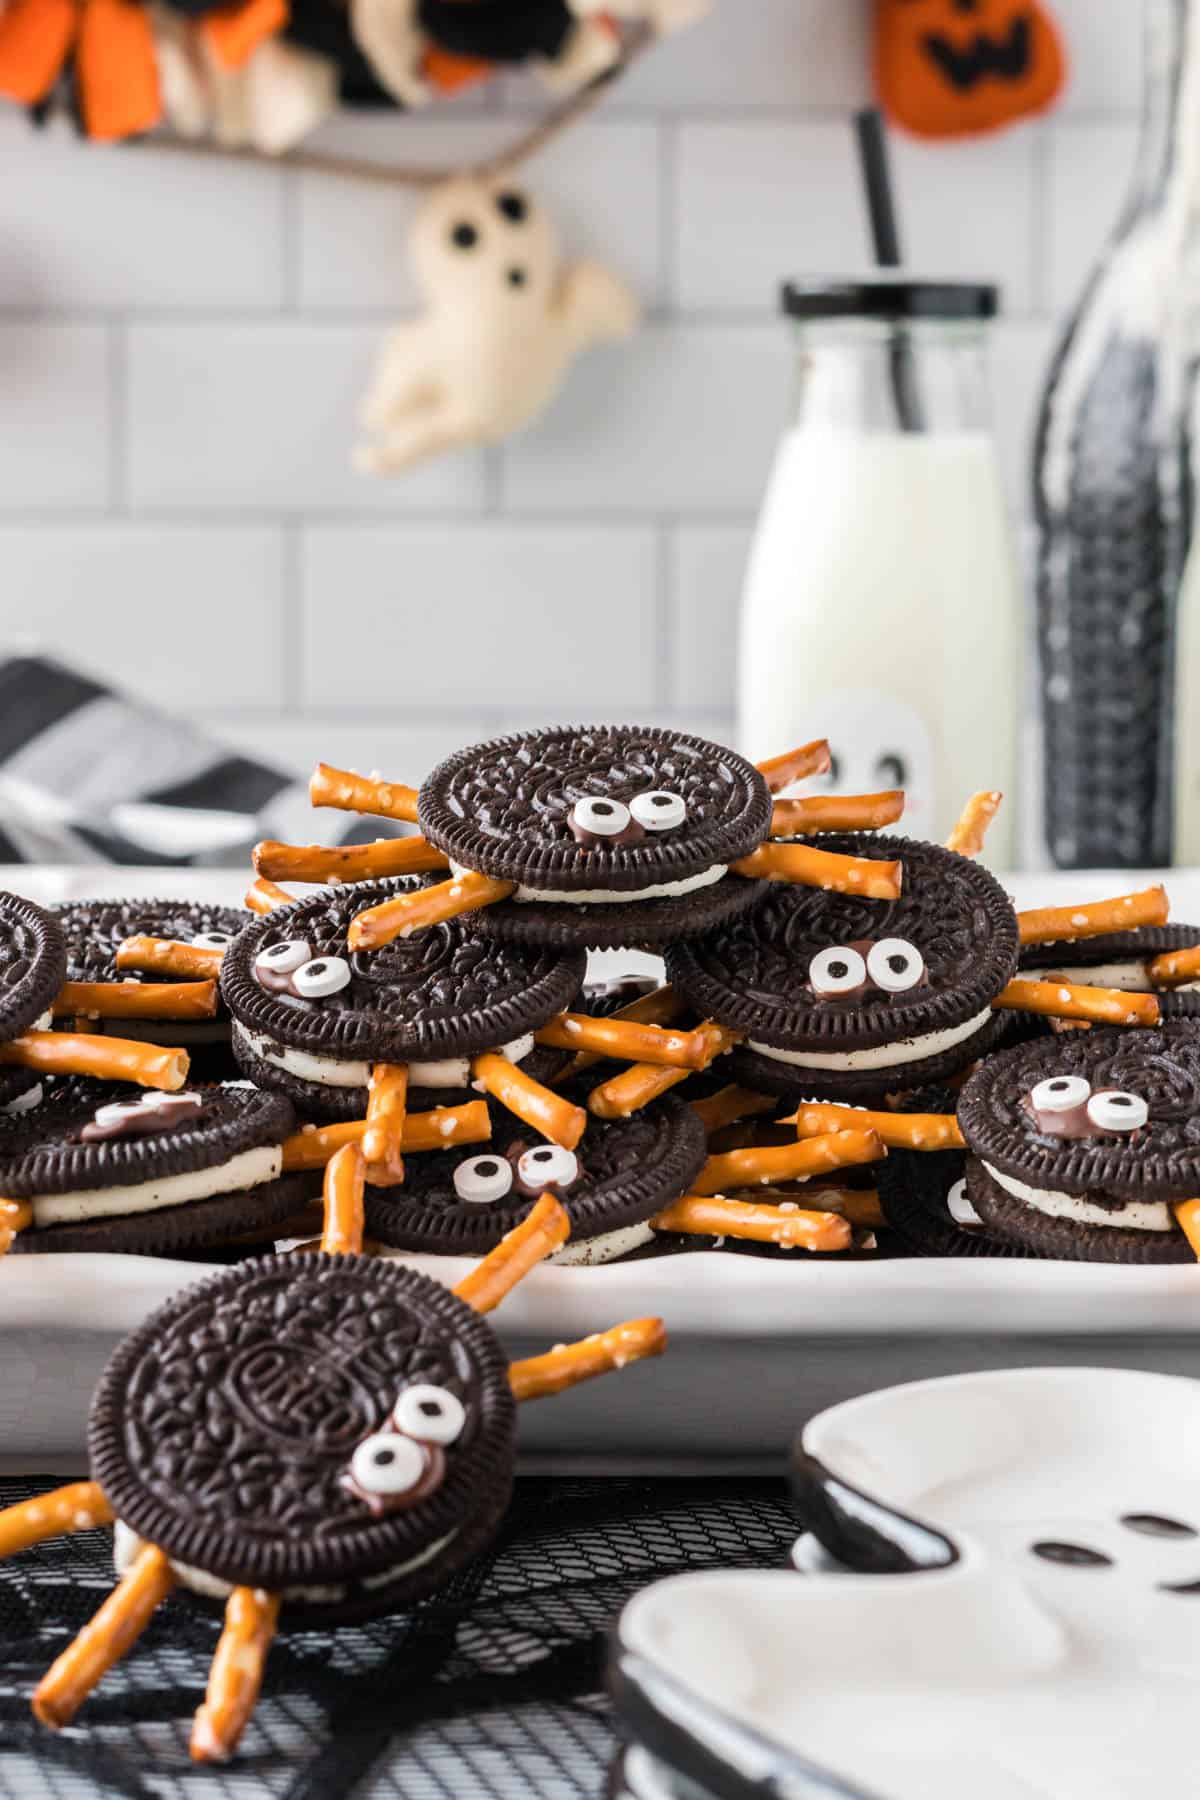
[993,980,1160,1028]
[652,1195,852,1252]
[281,1101,490,1172]
[556,984,686,1078]
[191,1587,281,1765]
[33,1545,176,1729]
[588,1064,689,1119]
[1174,1200,1200,1261]
[0,1198,31,1258]
[786,1102,965,1152]
[693,1129,884,1196]
[253,836,448,885]
[348,873,514,951]
[733,842,903,900]
[472,1054,586,1150]
[453,1193,570,1315]
[691,1086,779,1136]
[0,1033,189,1090]
[116,937,225,979]
[770,791,904,837]
[309,763,419,825]
[756,740,831,793]
[1018,885,1170,948]
[321,1143,365,1255]
[946,791,1003,857]
[362,1064,408,1187]
[52,980,218,1022]
[245,877,295,915]
[0,1483,113,1559]
[535,1014,715,1070]
[510,1318,667,1402]
[1149,943,1200,988]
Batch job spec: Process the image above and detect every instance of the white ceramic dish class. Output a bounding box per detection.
[5,868,1200,1470]
[614,1368,1200,1800]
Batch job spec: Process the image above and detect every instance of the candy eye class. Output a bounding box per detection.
[349,1433,427,1497]
[571,796,632,838]
[946,1178,981,1227]
[809,946,867,997]
[1030,1075,1091,1113]
[255,939,311,977]
[866,938,925,994]
[517,1144,579,1191]
[392,1384,466,1446]
[292,956,351,999]
[1086,1090,1148,1133]
[454,1155,514,1204]
[192,931,234,951]
[93,1101,142,1131]
[630,790,686,832]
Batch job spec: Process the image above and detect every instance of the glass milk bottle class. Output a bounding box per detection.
[738,280,1020,866]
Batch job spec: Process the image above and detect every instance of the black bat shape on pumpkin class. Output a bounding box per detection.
[923,13,1031,91]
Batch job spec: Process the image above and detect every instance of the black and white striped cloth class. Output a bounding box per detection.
[0,656,394,865]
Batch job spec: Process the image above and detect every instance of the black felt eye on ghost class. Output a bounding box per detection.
[496,190,528,223]
[451,221,479,250]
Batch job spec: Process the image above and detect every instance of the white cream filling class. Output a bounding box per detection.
[748,1007,993,1073]
[114,1519,457,1604]
[236,1023,534,1090]
[550,1220,656,1265]
[31,1145,281,1228]
[982,1162,1173,1232]
[1025,958,1200,997]
[449,859,728,907]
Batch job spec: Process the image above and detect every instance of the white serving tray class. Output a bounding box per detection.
[4,866,1200,1471]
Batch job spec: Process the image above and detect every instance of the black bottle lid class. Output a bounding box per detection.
[782,278,999,321]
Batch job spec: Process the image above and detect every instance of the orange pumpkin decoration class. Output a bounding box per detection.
[875,0,1066,140]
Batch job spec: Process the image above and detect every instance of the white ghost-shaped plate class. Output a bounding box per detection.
[612,1368,1200,1800]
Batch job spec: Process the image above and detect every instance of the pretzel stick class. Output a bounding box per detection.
[362,1064,407,1187]
[1173,1200,1200,1261]
[281,1101,490,1171]
[348,873,514,951]
[310,762,419,824]
[471,1054,586,1150]
[252,836,449,885]
[993,980,1161,1028]
[556,984,686,1078]
[321,1143,365,1255]
[509,1317,667,1402]
[770,791,904,838]
[733,842,902,899]
[191,1587,281,1765]
[453,1193,570,1315]
[829,1189,884,1230]
[1149,943,1200,988]
[33,1544,176,1729]
[245,877,294,914]
[652,1195,852,1252]
[945,790,1003,857]
[116,936,226,979]
[693,1130,884,1196]
[0,1198,31,1258]
[588,1024,740,1120]
[0,1033,188,1090]
[0,1482,113,1558]
[756,739,831,793]
[536,1014,718,1071]
[1017,885,1170,948]
[787,1102,965,1152]
[51,980,218,1022]
[691,1086,780,1135]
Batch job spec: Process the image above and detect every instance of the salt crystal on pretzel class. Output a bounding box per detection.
[32,1544,175,1729]
[692,1129,884,1196]
[116,937,226,980]
[191,1588,281,1766]
[245,876,295,915]
[51,980,219,1023]
[691,1085,779,1136]
[253,836,449,885]
[0,1032,189,1090]
[0,1483,113,1558]
[770,790,904,838]
[508,1317,666,1401]
[348,872,514,950]
[652,1194,852,1252]
[536,1013,721,1071]
[1173,1199,1200,1262]
[471,1053,586,1150]
[280,1102,490,1172]
[993,979,1160,1028]
[454,1192,570,1315]
[1017,884,1169,948]
[945,790,1003,857]
[786,1101,965,1152]
[756,739,832,793]
[362,1063,408,1187]
[321,1142,365,1256]
[0,1198,31,1259]
[733,842,903,899]
[309,762,420,824]
[1148,942,1200,988]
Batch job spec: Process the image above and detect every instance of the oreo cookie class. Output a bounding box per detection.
[89,1254,516,1623]
[418,724,771,948]
[221,878,586,1120]
[957,1024,1200,1263]
[2,1077,308,1256]
[366,1084,707,1262]
[1019,923,1200,1019]
[876,1086,1028,1259]
[0,893,68,1112]
[666,836,1019,1102]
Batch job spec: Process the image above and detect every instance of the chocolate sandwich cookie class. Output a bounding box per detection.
[221,878,586,1120]
[365,1084,707,1263]
[0,892,68,1113]
[957,1023,1200,1263]
[1019,923,1200,1019]
[417,724,771,949]
[2,1078,308,1256]
[876,1087,1028,1259]
[666,835,1019,1102]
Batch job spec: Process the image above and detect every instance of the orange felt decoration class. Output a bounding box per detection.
[422,44,493,94]
[0,0,77,103]
[76,0,161,141]
[874,0,1066,141]
[201,0,288,70]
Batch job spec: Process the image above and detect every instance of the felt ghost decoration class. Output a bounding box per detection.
[874,0,1066,140]
[356,174,639,476]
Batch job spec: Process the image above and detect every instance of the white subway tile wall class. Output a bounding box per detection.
[0,0,1142,783]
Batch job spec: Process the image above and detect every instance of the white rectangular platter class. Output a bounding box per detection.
[4,864,1200,1471]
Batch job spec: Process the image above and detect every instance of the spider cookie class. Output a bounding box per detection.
[0,1078,307,1257]
[667,835,1019,1102]
[957,1023,1200,1263]
[0,893,68,1113]
[221,877,586,1120]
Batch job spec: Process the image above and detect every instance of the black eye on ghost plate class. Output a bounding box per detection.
[495,190,528,224]
[875,753,908,787]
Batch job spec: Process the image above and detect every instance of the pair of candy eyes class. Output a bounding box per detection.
[1031,1077,1149,1132]
[254,940,351,998]
[350,1384,466,1498]
[454,1145,579,1203]
[571,790,687,837]
[810,939,926,997]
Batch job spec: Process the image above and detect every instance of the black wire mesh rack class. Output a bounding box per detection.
[0,1475,801,1799]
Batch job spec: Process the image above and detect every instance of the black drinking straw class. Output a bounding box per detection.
[855,108,924,433]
